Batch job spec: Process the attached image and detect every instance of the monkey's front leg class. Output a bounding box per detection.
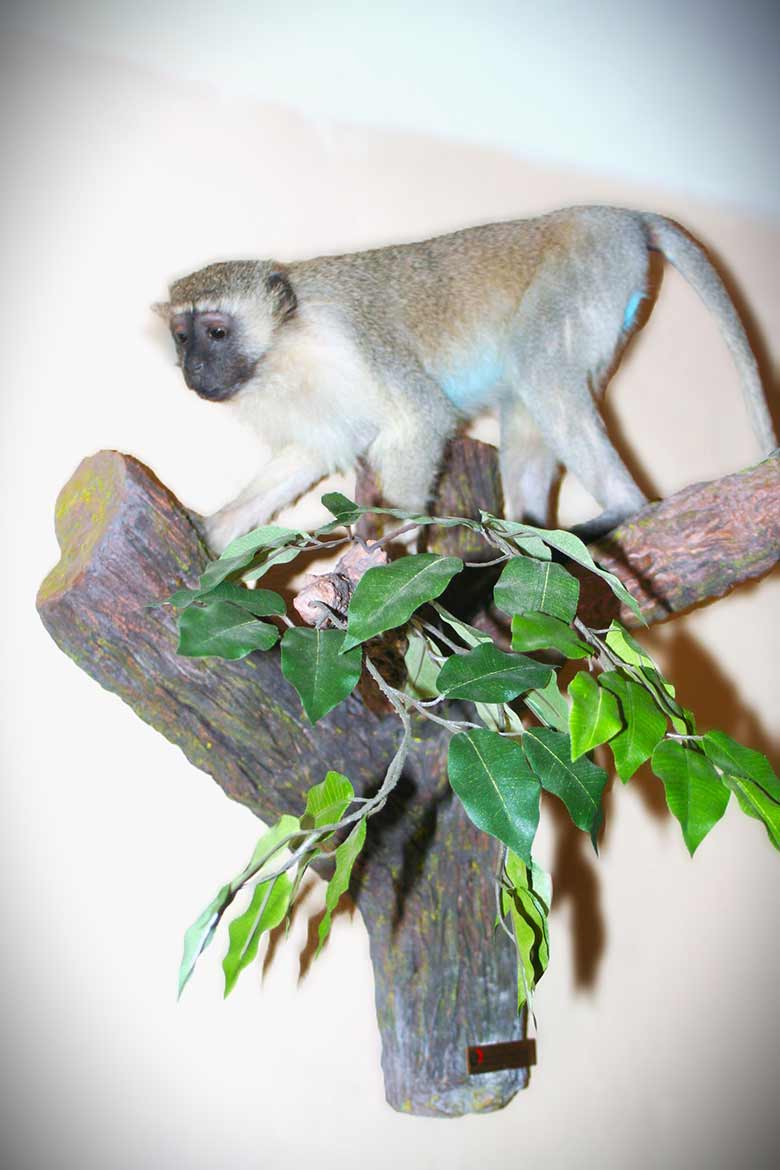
[204,445,327,554]
[368,422,447,517]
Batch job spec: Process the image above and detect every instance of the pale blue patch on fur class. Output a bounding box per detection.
[623,290,645,332]
[438,350,504,412]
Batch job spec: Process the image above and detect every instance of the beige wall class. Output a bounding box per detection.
[2,27,779,1170]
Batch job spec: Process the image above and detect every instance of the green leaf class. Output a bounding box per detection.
[321,493,482,532]
[178,882,233,998]
[518,854,552,915]
[403,631,441,700]
[483,518,642,620]
[702,731,780,803]
[447,729,541,863]
[474,702,525,736]
[604,624,658,671]
[207,581,286,616]
[523,727,608,847]
[302,771,354,830]
[280,627,362,723]
[700,731,780,849]
[316,819,367,955]
[321,492,364,525]
[165,580,286,614]
[236,813,301,942]
[651,741,730,855]
[242,543,306,584]
[510,534,552,561]
[221,524,305,561]
[599,671,667,780]
[243,815,301,873]
[222,874,292,996]
[603,624,675,702]
[179,814,299,994]
[537,531,639,619]
[501,852,551,1009]
[722,775,780,850]
[494,557,580,622]
[568,671,622,760]
[523,672,570,732]
[198,526,304,591]
[284,855,316,936]
[671,708,697,737]
[177,598,279,659]
[511,612,591,659]
[436,642,553,703]
[604,623,691,731]
[165,586,202,610]
[430,602,492,648]
[342,554,463,652]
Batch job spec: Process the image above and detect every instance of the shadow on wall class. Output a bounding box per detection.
[652,610,780,767]
[707,239,780,440]
[543,574,780,994]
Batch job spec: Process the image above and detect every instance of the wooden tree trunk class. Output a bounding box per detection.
[36,441,779,1116]
[36,445,526,1117]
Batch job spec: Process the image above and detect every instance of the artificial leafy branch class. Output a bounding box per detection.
[170,495,780,1013]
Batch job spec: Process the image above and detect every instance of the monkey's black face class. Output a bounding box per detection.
[171,311,257,402]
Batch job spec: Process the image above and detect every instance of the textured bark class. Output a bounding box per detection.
[358,444,780,628]
[36,440,780,1116]
[36,444,526,1117]
[579,450,780,628]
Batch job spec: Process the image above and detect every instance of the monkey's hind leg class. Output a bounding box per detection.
[498,399,561,526]
[519,368,647,538]
[506,230,650,537]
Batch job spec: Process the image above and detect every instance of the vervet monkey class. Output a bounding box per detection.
[155,206,775,554]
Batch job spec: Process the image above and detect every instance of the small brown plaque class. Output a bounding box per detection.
[467,1039,537,1075]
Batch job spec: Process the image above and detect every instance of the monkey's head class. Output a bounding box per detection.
[154,260,298,402]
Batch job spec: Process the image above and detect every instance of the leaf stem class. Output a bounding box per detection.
[369,522,421,549]
[463,552,511,568]
[415,618,468,656]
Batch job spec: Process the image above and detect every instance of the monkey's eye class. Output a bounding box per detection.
[208,326,228,341]
[174,329,188,344]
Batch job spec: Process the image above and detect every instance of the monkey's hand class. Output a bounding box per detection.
[203,506,268,556]
[202,448,329,555]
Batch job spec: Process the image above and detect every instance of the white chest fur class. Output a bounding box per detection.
[230,309,381,472]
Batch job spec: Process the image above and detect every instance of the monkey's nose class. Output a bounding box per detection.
[183,363,206,392]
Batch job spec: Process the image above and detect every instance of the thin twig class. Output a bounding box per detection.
[303,534,353,550]
[463,553,511,568]
[370,522,421,549]
[415,618,467,656]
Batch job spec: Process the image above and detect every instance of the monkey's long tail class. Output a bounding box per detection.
[642,212,776,455]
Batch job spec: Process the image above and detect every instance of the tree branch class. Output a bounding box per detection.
[579,449,780,627]
[35,440,779,1117]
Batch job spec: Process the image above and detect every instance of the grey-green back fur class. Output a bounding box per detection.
[159,206,775,552]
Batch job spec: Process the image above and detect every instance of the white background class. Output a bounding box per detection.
[2,5,779,1169]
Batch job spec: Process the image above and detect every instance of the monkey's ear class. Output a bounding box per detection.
[267,269,298,321]
[151,301,171,322]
